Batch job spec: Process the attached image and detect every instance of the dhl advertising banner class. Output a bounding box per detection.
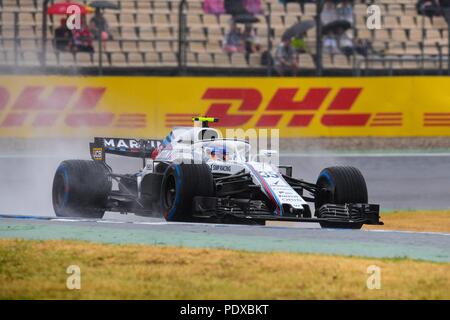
[0,76,450,138]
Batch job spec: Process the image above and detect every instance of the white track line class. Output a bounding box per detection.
[366,229,450,237]
[49,218,450,236]
[3,215,450,236]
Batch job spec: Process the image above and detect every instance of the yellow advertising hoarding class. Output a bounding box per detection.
[0,76,449,138]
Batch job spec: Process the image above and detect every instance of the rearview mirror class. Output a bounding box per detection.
[259,149,278,158]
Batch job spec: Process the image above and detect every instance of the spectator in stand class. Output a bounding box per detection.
[242,24,261,63]
[291,32,308,54]
[72,17,94,53]
[279,0,307,13]
[224,0,248,15]
[321,0,339,26]
[416,0,439,19]
[274,38,298,76]
[89,8,111,41]
[323,33,339,54]
[223,22,244,53]
[245,0,263,14]
[54,18,72,51]
[338,30,354,56]
[204,0,226,14]
[338,0,354,25]
[440,0,450,24]
[354,38,377,57]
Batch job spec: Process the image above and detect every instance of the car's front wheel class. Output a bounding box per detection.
[160,163,215,222]
[315,166,368,229]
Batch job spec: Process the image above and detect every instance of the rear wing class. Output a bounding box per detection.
[89,137,161,161]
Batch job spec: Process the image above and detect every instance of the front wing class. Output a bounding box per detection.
[192,196,382,226]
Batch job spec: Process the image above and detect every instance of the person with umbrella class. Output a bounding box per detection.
[320,1,354,55]
[274,37,298,76]
[72,15,94,53]
[47,1,93,15]
[282,20,315,54]
[88,1,117,41]
[47,2,93,52]
[89,8,111,41]
[54,17,73,51]
[290,33,308,54]
[321,1,353,36]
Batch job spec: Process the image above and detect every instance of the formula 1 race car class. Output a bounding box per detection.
[52,117,382,229]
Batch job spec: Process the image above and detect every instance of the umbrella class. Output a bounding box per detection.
[282,20,315,41]
[322,20,352,35]
[232,13,260,24]
[47,2,93,15]
[89,1,119,10]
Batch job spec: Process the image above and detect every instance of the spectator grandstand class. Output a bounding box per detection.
[0,0,448,75]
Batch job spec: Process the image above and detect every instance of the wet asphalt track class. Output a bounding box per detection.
[0,153,449,261]
[1,152,449,215]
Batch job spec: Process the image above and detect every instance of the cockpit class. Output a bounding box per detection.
[192,139,251,162]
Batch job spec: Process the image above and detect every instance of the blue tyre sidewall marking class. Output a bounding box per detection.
[318,170,335,203]
[164,164,182,221]
[56,165,70,208]
[319,170,334,188]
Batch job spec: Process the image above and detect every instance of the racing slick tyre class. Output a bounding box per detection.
[315,166,368,229]
[52,160,112,219]
[160,163,215,222]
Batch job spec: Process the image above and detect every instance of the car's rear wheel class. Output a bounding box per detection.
[160,163,215,222]
[315,166,368,229]
[52,160,111,219]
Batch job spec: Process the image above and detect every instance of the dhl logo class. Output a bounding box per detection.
[166,88,404,128]
[0,86,146,128]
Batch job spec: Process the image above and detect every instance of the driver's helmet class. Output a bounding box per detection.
[209,146,229,161]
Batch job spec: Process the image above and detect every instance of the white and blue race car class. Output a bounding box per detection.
[52,117,381,229]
